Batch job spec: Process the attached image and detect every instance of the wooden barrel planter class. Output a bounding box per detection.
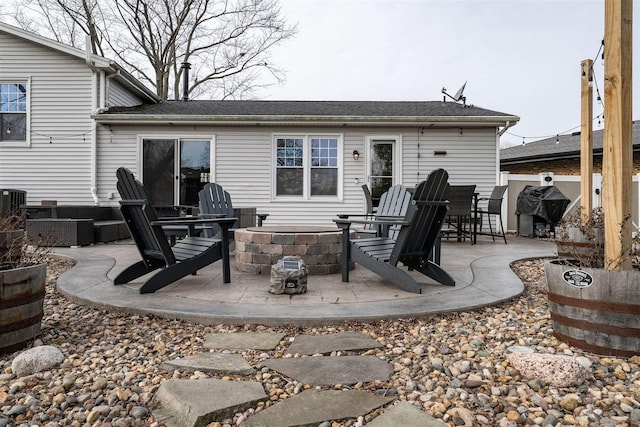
[0,263,47,354]
[544,259,640,357]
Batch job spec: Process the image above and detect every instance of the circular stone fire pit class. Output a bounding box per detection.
[235,226,352,275]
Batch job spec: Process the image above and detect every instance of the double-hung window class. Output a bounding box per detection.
[274,135,341,198]
[0,83,28,142]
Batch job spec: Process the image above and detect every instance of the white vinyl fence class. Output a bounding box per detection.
[500,172,640,235]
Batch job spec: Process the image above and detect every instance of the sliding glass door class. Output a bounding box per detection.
[142,138,211,206]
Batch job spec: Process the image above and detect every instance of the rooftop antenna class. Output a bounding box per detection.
[441,81,467,106]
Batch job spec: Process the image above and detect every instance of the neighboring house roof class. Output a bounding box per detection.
[94,100,519,127]
[0,21,159,104]
[501,120,640,165]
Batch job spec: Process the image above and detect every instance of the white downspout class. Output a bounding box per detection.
[90,71,100,205]
[498,121,513,137]
[496,121,514,182]
[85,36,101,205]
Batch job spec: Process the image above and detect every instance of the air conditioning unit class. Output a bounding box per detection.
[0,189,27,215]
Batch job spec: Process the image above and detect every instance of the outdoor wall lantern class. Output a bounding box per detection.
[352,150,360,160]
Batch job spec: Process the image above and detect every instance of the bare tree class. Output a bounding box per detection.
[2,0,107,55]
[3,0,296,100]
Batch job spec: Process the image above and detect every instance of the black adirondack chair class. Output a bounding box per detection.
[198,183,269,239]
[343,184,412,238]
[115,167,236,294]
[334,169,454,294]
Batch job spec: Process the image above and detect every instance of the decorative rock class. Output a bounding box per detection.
[464,380,484,388]
[7,254,640,427]
[447,407,475,427]
[542,414,558,426]
[575,356,593,369]
[91,377,109,391]
[430,358,443,368]
[506,410,520,421]
[130,406,149,419]
[507,353,588,387]
[507,346,534,354]
[6,405,27,416]
[10,346,64,377]
[86,405,111,423]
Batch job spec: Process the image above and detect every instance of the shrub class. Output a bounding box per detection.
[0,211,50,270]
[555,207,639,269]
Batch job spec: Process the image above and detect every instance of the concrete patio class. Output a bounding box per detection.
[54,235,556,326]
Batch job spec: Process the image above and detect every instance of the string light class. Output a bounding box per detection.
[32,130,91,144]
[509,38,608,147]
[509,113,605,146]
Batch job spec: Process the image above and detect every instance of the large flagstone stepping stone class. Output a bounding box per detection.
[261,356,393,385]
[366,401,447,427]
[286,331,383,355]
[204,332,286,350]
[160,353,255,375]
[153,379,267,427]
[243,389,394,427]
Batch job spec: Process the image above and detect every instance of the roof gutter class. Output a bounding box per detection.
[498,120,516,136]
[92,114,520,127]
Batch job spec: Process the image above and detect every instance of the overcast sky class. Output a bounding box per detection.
[256,0,639,147]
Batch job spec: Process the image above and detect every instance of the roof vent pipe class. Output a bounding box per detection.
[181,62,191,101]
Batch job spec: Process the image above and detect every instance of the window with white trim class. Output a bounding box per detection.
[0,83,27,142]
[275,135,341,198]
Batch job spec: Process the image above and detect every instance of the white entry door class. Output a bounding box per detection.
[367,137,399,207]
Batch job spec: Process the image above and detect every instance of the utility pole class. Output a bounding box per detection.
[580,59,593,225]
[603,0,633,270]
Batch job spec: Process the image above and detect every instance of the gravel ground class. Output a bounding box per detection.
[1,256,640,427]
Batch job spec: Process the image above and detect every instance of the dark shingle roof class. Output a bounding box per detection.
[104,100,515,118]
[501,121,640,164]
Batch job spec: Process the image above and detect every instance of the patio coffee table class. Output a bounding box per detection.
[235,226,353,275]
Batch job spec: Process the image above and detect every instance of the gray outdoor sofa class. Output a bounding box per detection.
[25,205,130,246]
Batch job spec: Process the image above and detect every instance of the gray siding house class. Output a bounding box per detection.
[1,21,520,226]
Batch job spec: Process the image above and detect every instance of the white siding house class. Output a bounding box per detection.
[1,21,519,226]
[0,22,158,205]
[94,105,514,225]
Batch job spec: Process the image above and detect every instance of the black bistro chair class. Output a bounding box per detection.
[475,185,508,244]
[442,185,476,243]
